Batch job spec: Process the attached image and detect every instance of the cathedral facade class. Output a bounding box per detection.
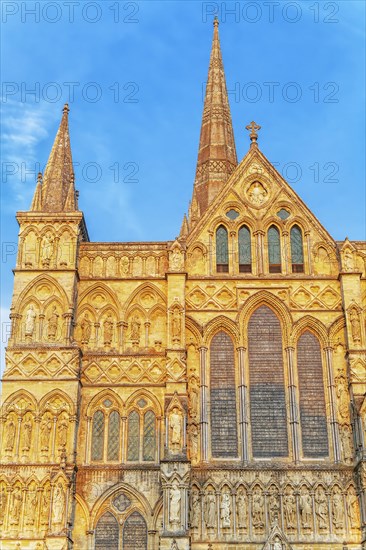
[1,19,365,550]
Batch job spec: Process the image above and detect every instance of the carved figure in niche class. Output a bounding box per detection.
[81,313,92,344]
[220,492,231,528]
[247,181,267,206]
[169,483,181,525]
[121,257,129,275]
[268,490,280,525]
[47,305,59,341]
[25,304,36,338]
[252,488,264,529]
[205,491,216,528]
[188,423,198,462]
[283,491,296,529]
[9,486,22,524]
[169,407,182,450]
[236,488,247,528]
[299,488,312,528]
[170,540,180,550]
[273,537,282,550]
[5,417,16,451]
[349,307,361,344]
[172,308,181,341]
[343,249,354,271]
[40,487,51,526]
[336,377,349,421]
[57,416,68,448]
[130,316,141,341]
[190,491,200,529]
[25,490,37,526]
[340,424,354,464]
[315,486,328,530]
[103,313,114,345]
[0,488,7,524]
[347,486,360,529]
[40,414,52,450]
[188,377,198,419]
[41,233,54,265]
[170,248,183,271]
[332,488,344,529]
[52,484,65,528]
[21,414,32,451]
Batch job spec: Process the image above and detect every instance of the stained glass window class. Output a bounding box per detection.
[143,411,156,461]
[238,225,251,273]
[226,209,239,220]
[123,512,147,550]
[216,225,229,272]
[277,208,290,220]
[95,512,119,550]
[91,410,104,461]
[268,225,281,273]
[290,225,304,272]
[127,411,140,461]
[107,410,120,461]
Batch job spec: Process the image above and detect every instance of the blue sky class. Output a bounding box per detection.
[1,0,365,372]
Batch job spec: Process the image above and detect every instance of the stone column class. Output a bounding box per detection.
[325,346,341,462]
[199,346,208,462]
[286,346,300,462]
[254,230,264,275]
[237,346,249,463]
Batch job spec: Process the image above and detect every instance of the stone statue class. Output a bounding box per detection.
[315,487,328,529]
[332,488,344,529]
[130,316,141,341]
[283,492,296,529]
[5,417,16,451]
[188,378,198,419]
[340,424,354,463]
[252,488,264,529]
[47,305,59,341]
[25,304,36,338]
[25,490,37,525]
[170,248,183,271]
[190,491,200,529]
[273,536,282,550]
[299,488,312,528]
[248,181,267,205]
[268,490,280,525]
[103,313,114,345]
[347,486,359,528]
[81,313,92,344]
[169,484,181,525]
[172,308,181,341]
[9,486,22,525]
[236,489,247,528]
[336,378,349,420]
[0,488,7,524]
[57,416,68,448]
[52,484,65,527]
[40,487,51,526]
[349,307,361,343]
[21,415,32,451]
[205,491,216,528]
[343,249,354,271]
[188,423,198,462]
[220,492,231,528]
[169,407,182,449]
[41,233,54,264]
[121,257,129,275]
[40,415,52,450]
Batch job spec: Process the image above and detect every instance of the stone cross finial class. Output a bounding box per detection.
[246,121,261,144]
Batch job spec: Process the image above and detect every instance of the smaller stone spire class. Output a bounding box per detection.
[30,172,43,211]
[179,214,189,239]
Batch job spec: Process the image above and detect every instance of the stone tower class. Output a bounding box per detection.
[1,19,365,550]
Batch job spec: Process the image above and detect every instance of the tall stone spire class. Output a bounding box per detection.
[35,103,77,212]
[192,17,237,215]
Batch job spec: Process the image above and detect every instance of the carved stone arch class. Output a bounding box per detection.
[125,389,162,416]
[96,303,118,323]
[203,479,216,491]
[236,216,256,232]
[122,282,166,317]
[329,315,347,345]
[185,316,203,345]
[91,482,152,526]
[39,389,75,416]
[148,303,166,319]
[208,216,230,234]
[2,389,38,415]
[87,389,124,417]
[263,218,283,233]
[291,315,328,348]
[234,480,249,492]
[250,481,265,492]
[152,496,163,532]
[312,241,339,273]
[218,480,234,492]
[39,224,56,238]
[203,315,238,347]
[15,274,70,312]
[78,282,120,312]
[187,241,208,256]
[238,290,292,346]
[20,224,40,238]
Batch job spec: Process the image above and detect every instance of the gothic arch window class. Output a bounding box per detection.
[123,511,147,550]
[290,224,304,273]
[238,225,252,273]
[297,331,329,458]
[216,225,229,273]
[95,512,119,550]
[268,225,281,273]
[210,331,238,458]
[91,407,121,463]
[127,409,157,462]
[248,305,289,458]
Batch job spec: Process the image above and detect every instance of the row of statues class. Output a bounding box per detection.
[23,304,60,341]
[0,482,65,533]
[3,413,68,458]
[189,485,360,533]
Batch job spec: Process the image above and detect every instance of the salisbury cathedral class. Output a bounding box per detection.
[0,18,365,550]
